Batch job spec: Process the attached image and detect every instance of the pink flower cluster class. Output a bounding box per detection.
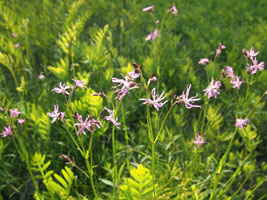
[203,78,221,99]
[216,43,226,56]
[75,114,102,135]
[48,105,65,124]
[146,29,158,41]
[224,66,245,89]
[243,47,264,74]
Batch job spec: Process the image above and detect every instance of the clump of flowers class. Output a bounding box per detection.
[198,58,210,66]
[140,88,168,111]
[48,104,65,124]
[146,29,159,41]
[10,108,21,118]
[235,118,249,129]
[242,47,265,74]
[216,43,226,56]
[176,85,202,109]
[203,78,221,99]
[1,125,13,137]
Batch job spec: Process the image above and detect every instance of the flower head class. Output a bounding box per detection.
[39,74,45,80]
[230,76,245,89]
[112,74,139,100]
[247,58,264,74]
[61,154,75,165]
[216,43,226,56]
[1,125,13,137]
[104,107,121,128]
[14,43,20,48]
[176,85,202,109]
[169,4,178,15]
[142,5,154,12]
[48,105,65,123]
[203,78,221,99]
[198,58,210,66]
[235,118,249,129]
[18,119,25,125]
[52,82,71,95]
[11,33,17,37]
[10,108,21,118]
[74,115,90,135]
[147,73,157,86]
[243,47,259,60]
[193,133,205,148]
[224,66,234,78]
[146,29,158,41]
[140,88,168,111]
[72,79,87,89]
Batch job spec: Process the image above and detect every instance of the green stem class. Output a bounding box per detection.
[121,102,130,170]
[152,143,156,199]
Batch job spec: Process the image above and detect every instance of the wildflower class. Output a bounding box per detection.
[193,133,205,148]
[235,118,249,129]
[61,154,75,165]
[88,118,103,132]
[1,125,13,137]
[203,78,221,99]
[169,4,178,15]
[248,58,264,74]
[176,85,202,109]
[147,73,157,86]
[224,66,234,78]
[14,43,20,48]
[10,108,21,118]
[52,82,70,95]
[39,74,45,80]
[230,76,245,89]
[155,20,160,24]
[11,33,17,37]
[18,119,25,125]
[242,47,259,60]
[104,107,121,128]
[128,70,141,80]
[198,58,210,66]
[112,74,138,100]
[142,5,154,12]
[140,88,168,111]
[48,104,65,123]
[74,115,90,135]
[146,29,158,41]
[72,79,87,89]
[216,43,226,56]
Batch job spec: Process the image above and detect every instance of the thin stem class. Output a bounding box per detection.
[121,102,130,170]
[152,143,156,199]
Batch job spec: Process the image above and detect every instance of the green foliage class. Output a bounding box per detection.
[120,164,156,200]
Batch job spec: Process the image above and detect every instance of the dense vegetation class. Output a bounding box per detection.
[0,0,266,199]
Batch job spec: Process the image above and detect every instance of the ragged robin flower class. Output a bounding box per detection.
[139,88,168,111]
[235,118,249,129]
[1,125,13,137]
[193,133,205,148]
[176,85,202,109]
[52,82,70,95]
[103,107,121,128]
[203,78,221,99]
[48,105,65,124]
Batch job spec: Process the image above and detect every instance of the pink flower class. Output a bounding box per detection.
[18,119,25,125]
[235,118,249,129]
[10,108,21,118]
[248,58,264,74]
[52,82,70,95]
[193,134,205,148]
[242,47,259,60]
[224,66,234,78]
[61,154,75,165]
[230,76,245,89]
[146,29,158,41]
[203,78,221,99]
[1,125,13,137]
[48,105,65,123]
[140,88,168,111]
[216,43,226,56]
[14,43,20,48]
[74,115,90,135]
[155,20,160,24]
[72,79,87,89]
[147,73,157,86]
[142,5,154,12]
[198,58,210,65]
[176,85,202,109]
[112,74,138,100]
[128,70,141,80]
[11,33,18,37]
[39,74,45,80]
[104,107,121,128]
[169,4,178,15]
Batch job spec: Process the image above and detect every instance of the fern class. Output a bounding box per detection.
[47,57,69,81]
[206,106,224,133]
[120,164,156,200]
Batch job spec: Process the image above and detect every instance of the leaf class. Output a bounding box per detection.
[99,178,114,187]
